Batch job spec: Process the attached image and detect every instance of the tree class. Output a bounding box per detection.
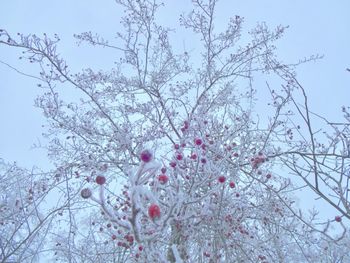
[0,0,349,262]
[0,160,66,262]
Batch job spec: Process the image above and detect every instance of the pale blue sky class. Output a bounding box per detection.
[0,0,349,170]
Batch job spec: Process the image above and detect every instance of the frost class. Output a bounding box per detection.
[171,244,184,263]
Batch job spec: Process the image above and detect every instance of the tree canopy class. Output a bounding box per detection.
[0,0,349,262]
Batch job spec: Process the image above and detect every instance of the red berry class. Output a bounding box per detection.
[190,153,197,159]
[140,150,152,163]
[266,173,272,179]
[201,158,207,164]
[161,167,166,174]
[96,175,106,185]
[229,181,235,188]
[148,204,161,219]
[218,176,226,183]
[335,216,342,222]
[174,144,180,150]
[170,162,176,168]
[112,234,117,240]
[125,235,134,243]
[138,245,143,251]
[158,175,169,184]
[194,138,202,146]
[176,154,183,160]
